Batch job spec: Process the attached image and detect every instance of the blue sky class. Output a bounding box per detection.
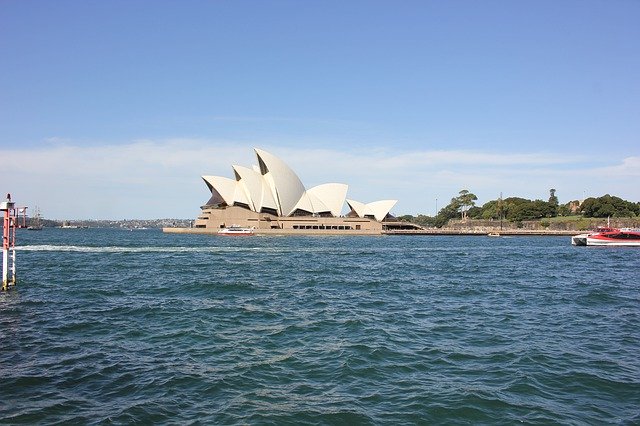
[1,0,639,219]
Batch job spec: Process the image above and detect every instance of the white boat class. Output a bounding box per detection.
[217,225,255,236]
[571,233,589,246]
[572,227,640,246]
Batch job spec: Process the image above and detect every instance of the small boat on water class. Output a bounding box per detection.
[217,225,255,236]
[572,227,640,247]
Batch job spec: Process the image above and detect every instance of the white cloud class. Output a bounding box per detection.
[1,140,254,219]
[1,140,638,219]
[592,156,640,177]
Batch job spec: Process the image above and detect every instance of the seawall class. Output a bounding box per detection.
[383,229,576,236]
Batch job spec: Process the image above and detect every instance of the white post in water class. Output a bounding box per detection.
[1,193,17,291]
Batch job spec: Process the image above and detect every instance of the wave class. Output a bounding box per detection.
[16,243,390,254]
[17,245,257,253]
[16,245,343,254]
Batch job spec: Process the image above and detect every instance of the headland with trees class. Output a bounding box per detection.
[398,190,640,232]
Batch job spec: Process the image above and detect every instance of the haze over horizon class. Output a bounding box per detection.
[2,1,639,220]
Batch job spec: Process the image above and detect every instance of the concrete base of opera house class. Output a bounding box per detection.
[162,227,384,236]
[164,205,389,235]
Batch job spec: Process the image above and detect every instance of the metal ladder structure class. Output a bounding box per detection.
[1,194,17,291]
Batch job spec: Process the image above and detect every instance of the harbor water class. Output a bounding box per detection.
[1,229,639,424]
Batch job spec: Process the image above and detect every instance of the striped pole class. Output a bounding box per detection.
[1,194,16,290]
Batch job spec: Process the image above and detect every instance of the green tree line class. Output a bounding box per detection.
[398,190,640,228]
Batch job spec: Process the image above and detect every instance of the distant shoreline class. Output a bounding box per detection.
[162,227,576,237]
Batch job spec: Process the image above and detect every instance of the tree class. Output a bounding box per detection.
[467,206,483,219]
[432,197,463,227]
[579,197,598,217]
[480,200,500,220]
[579,194,640,218]
[397,215,415,222]
[548,189,559,217]
[557,204,572,216]
[501,197,551,221]
[456,189,478,221]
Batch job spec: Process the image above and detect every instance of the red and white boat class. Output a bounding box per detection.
[572,227,640,246]
[217,225,255,236]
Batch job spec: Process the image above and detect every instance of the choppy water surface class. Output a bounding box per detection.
[1,229,639,424]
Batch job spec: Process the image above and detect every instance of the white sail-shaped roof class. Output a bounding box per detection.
[306,191,330,214]
[346,199,367,218]
[203,176,237,205]
[231,180,250,206]
[232,165,257,210]
[202,175,251,208]
[365,200,397,221]
[292,192,316,214]
[255,148,306,216]
[347,199,397,221]
[232,165,278,212]
[308,183,348,217]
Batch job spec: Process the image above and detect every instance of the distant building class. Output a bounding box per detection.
[193,148,399,234]
[569,200,582,214]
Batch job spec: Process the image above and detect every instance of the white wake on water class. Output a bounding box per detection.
[17,245,256,253]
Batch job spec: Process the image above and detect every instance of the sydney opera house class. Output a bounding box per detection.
[187,148,400,234]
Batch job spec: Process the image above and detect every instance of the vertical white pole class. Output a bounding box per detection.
[2,247,7,288]
[11,246,16,284]
[2,209,8,288]
[11,215,16,284]
[2,196,16,290]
